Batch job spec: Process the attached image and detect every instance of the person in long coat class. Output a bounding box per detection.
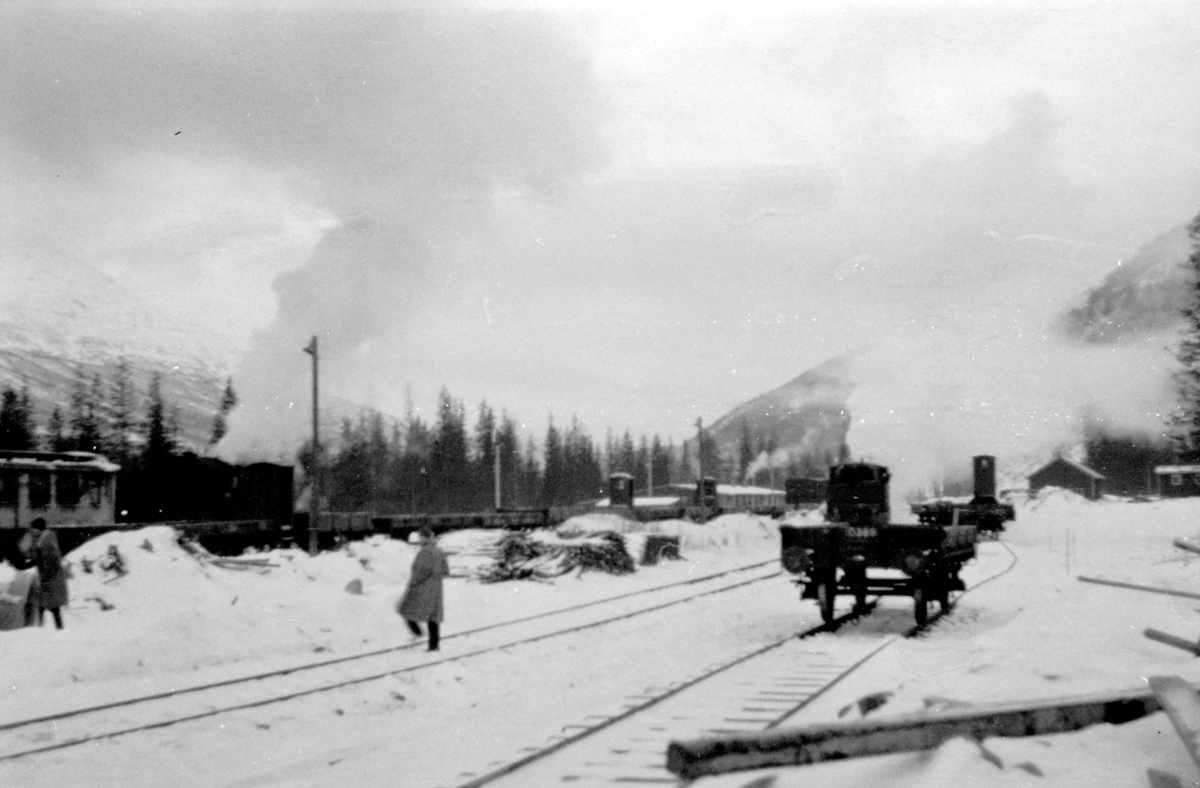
[398,526,449,651]
[27,520,67,629]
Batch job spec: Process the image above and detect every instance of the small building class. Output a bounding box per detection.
[607,473,635,507]
[1153,465,1200,497]
[1028,456,1105,500]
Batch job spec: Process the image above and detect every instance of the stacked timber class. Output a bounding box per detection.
[476,531,635,583]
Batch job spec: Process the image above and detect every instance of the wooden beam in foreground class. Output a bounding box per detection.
[1078,576,1200,601]
[1151,676,1200,771]
[1174,539,1200,556]
[666,685,1164,779]
[1145,629,1200,656]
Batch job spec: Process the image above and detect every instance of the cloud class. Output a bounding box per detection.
[3,1,1198,472]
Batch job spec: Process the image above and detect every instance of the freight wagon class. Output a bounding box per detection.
[910,455,1015,534]
[780,462,977,626]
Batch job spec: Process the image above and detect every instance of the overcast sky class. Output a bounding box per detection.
[2,0,1198,473]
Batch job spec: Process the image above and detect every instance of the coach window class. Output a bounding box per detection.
[86,475,104,507]
[28,471,50,508]
[57,472,83,507]
[1173,474,1183,486]
[0,472,17,505]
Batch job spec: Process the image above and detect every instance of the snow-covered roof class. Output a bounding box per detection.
[594,495,685,508]
[0,450,120,473]
[1153,465,1200,474]
[1030,455,1105,480]
[665,483,782,496]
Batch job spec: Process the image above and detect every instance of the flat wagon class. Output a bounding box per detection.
[780,462,977,625]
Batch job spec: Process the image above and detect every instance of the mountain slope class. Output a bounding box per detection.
[703,355,854,481]
[1058,224,1192,343]
[0,250,240,450]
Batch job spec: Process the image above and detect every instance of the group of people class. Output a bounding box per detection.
[12,518,69,630]
[3,518,437,641]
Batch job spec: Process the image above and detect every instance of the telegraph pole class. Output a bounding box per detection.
[303,335,320,555]
[647,452,653,498]
[493,429,502,511]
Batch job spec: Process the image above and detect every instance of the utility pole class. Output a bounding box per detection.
[695,417,703,485]
[647,452,653,498]
[303,335,320,555]
[493,430,502,511]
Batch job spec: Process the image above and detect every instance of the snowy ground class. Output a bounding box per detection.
[2,494,1200,787]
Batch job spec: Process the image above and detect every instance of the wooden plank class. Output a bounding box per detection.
[1145,629,1200,656]
[1150,676,1200,770]
[1078,576,1200,601]
[666,685,1164,779]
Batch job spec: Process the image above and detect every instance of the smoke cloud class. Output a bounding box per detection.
[2,3,1197,475]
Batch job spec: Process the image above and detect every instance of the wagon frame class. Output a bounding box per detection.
[781,522,977,625]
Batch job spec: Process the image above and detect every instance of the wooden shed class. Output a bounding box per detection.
[1028,456,1105,500]
[1153,465,1200,497]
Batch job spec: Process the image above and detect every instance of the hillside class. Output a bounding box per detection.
[1059,224,1192,343]
[0,250,240,451]
[702,355,854,482]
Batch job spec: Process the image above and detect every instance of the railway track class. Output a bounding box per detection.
[449,539,1019,788]
[0,559,784,762]
[0,538,1019,788]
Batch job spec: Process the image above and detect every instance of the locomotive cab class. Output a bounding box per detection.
[825,462,890,527]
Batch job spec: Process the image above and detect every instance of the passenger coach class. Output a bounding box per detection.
[0,450,119,530]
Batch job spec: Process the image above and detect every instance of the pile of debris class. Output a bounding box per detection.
[476,531,637,583]
[178,536,279,573]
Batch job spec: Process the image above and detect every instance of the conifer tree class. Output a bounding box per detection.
[108,359,136,463]
[429,387,470,511]
[144,372,174,463]
[1169,211,1200,459]
[542,416,564,506]
[738,420,755,481]
[210,377,237,447]
[473,401,497,510]
[0,387,36,450]
[47,407,69,452]
[69,367,104,453]
[496,413,520,509]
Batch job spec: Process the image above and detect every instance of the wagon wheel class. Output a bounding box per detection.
[854,580,869,613]
[937,571,953,611]
[912,583,928,627]
[847,567,868,613]
[816,578,836,624]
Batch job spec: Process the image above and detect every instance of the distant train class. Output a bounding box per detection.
[0,449,295,555]
[0,450,120,530]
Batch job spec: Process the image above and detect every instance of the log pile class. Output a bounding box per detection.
[476,531,636,583]
[178,536,278,572]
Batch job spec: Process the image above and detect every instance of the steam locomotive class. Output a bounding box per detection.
[909,455,1015,534]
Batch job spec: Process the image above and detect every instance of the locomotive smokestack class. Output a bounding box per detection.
[973,455,997,501]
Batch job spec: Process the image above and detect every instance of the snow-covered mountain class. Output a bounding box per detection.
[1058,224,1193,343]
[0,250,241,450]
[702,356,854,481]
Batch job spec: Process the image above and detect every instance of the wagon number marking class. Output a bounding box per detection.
[846,527,878,539]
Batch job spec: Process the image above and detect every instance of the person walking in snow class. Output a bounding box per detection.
[26,519,68,629]
[397,526,449,651]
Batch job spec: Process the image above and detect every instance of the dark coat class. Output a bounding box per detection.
[398,542,449,623]
[33,531,68,610]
